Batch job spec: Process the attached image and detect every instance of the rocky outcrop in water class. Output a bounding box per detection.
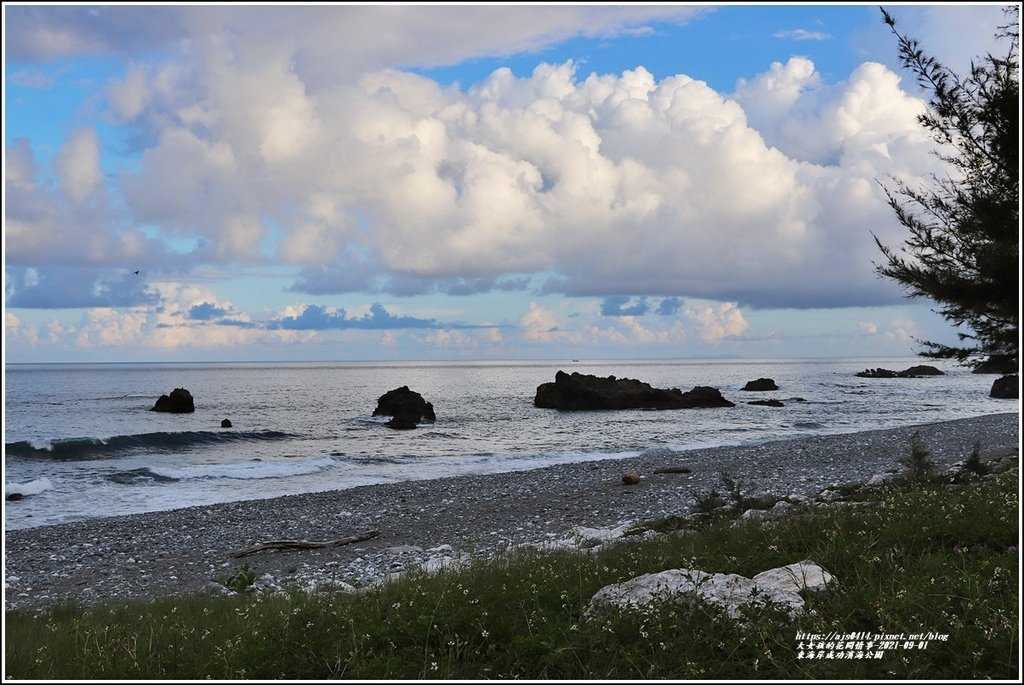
[151,388,195,413]
[741,378,778,391]
[373,386,436,429]
[990,375,1018,399]
[856,365,944,378]
[748,399,785,407]
[534,371,735,411]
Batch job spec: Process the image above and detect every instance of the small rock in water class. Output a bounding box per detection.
[990,374,1018,399]
[856,365,943,379]
[151,387,195,413]
[221,418,233,428]
[741,378,779,391]
[373,386,436,429]
[621,472,642,485]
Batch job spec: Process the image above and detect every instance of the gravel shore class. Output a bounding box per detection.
[4,412,1018,613]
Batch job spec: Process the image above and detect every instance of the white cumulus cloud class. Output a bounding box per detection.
[9,4,980,330]
[111,53,941,308]
[859,320,879,336]
[521,301,566,342]
[54,128,102,203]
[684,301,748,343]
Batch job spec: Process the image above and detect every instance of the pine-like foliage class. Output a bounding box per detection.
[875,7,1019,372]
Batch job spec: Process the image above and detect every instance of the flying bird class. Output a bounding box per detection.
[132,270,140,275]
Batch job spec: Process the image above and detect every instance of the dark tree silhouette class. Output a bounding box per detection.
[874,6,1019,373]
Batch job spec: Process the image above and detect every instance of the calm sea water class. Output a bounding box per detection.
[3,358,1014,530]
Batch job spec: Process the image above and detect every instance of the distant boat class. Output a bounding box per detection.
[572,359,580,362]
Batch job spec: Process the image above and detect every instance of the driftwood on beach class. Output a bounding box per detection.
[230,529,381,558]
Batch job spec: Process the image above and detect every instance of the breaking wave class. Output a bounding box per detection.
[6,477,54,497]
[146,455,340,481]
[5,430,298,461]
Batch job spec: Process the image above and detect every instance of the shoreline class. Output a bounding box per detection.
[4,412,1019,612]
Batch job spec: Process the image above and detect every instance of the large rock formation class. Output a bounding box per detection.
[741,378,778,391]
[151,388,195,413]
[373,386,436,429]
[990,375,1018,399]
[585,560,833,621]
[534,371,734,410]
[856,365,944,378]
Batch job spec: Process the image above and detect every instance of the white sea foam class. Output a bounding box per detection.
[149,455,339,481]
[6,477,54,496]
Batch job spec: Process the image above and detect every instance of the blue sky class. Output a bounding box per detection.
[3,3,1015,362]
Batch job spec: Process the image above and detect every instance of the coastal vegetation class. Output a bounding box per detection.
[6,458,1017,680]
[875,7,1019,374]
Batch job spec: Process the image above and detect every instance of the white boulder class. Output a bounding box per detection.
[572,522,636,547]
[586,560,833,621]
[867,472,899,486]
[752,560,832,595]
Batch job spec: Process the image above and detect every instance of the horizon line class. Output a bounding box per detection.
[3,353,937,367]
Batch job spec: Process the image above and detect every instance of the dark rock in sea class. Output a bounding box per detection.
[741,378,779,391]
[387,414,420,430]
[902,365,944,376]
[6,493,25,502]
[534,371,734,411]
[857,368,898,378]
[973,355,1016,374]
[748,399,785,407]
[621,472,642,485]
[373,386,436,429]
[990,375,1018,399]
[151,388,195,413]
[221,419,233,428]
[856,365,944,379]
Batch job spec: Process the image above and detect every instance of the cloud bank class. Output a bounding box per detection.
[4,3,982,363]
[63,51,934,309]
[266,302,479,331]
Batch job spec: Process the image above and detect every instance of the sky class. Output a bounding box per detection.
[3,2,1017,363]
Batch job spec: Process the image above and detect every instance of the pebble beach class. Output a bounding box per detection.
[4,412,1018,613]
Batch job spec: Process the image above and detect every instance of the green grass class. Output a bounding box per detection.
[5,472,1018,680]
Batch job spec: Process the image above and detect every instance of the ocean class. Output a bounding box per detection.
[3,357,1013,531]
